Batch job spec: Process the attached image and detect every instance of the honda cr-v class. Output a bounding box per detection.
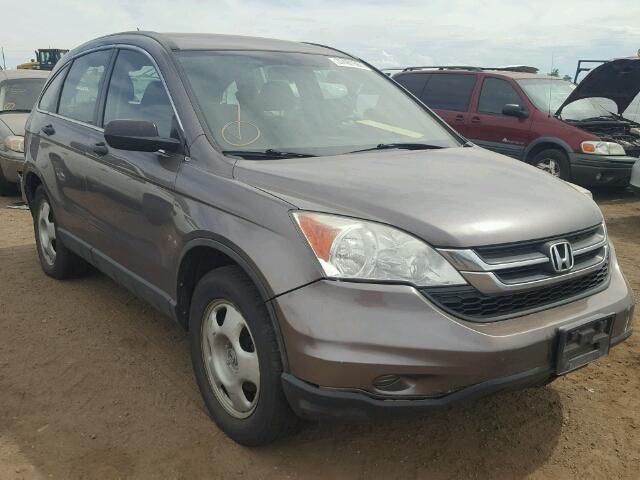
[22,32,634,445]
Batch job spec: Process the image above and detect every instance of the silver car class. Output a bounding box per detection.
[0,69,49,195]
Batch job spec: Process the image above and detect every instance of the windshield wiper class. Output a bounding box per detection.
[222,149,317,159]
[347,143,445,154]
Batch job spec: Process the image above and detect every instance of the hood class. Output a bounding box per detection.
[557,58,640,116]
[0,112,29,136]
[234,147,602,248]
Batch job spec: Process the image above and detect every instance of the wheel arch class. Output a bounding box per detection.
[175,235,289,370]
[524,137,572,164]
[23,170,44,208]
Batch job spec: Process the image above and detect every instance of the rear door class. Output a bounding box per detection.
[418,73,477,137]
[468,76,533,159]
[30,49,114,243]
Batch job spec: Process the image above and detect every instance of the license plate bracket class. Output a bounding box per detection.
[556,316,613,375]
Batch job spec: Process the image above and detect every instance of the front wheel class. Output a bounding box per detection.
[189,266,297,446]
[529,149,570,180]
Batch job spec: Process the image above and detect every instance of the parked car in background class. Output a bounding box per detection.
[0,69,49,195]
[631,160,640,193]
[22,32,634,446]
[392,59,640,188]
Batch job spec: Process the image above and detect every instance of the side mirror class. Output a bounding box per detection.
[104,120,182,153]
[502,104,529,119]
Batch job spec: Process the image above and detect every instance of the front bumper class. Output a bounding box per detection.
[568,153,636,187]
[282,327,632,420]
[0,150,25,184]
[630,159,640,192]
[271,253,634,419]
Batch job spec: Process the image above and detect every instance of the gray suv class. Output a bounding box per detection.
[22,32,634,446]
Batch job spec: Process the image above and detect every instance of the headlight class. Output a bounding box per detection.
[3,135,24,153]
[581,141,625,156]
[292,211,466,287]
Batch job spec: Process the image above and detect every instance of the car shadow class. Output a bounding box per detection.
[267,386,563,479]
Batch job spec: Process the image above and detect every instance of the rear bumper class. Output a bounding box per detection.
[568,153,636,187]
[281,328,632,420]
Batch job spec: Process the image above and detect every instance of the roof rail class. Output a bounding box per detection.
[393,65,539,74]
[400,65,483,72]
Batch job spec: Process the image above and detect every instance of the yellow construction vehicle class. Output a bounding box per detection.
[17,49,69,71]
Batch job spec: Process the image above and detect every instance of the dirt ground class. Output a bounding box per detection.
[0,191,639,480]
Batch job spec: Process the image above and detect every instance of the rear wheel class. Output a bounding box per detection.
[189,266,297,446]
[529,149,570,180]
[32,186,87,279]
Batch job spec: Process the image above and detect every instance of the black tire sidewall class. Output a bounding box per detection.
[531,149,570,180]
[189,266,292,446]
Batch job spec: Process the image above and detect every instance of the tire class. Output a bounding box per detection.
[0,165,18,196]
[189,265,297,446]
[529,149,570,180]
[32,186,88,279]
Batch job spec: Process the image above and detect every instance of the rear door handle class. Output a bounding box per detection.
[41,124,55,136]
[93,142,109,156]
[454,114,465,123]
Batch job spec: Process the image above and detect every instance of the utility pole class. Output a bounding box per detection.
[0,47,5,70]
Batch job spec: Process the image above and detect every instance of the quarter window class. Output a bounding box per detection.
[39,65,69,112]
[478,77,522,115]
[421,74,476,112]
[103,49,176,138]
[58,50,111,124]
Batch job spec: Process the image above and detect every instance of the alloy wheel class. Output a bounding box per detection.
[536,158,560,177]
[38,200,57,265]
[201,300,260,418]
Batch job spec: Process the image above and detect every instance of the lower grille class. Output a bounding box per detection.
[421,263,609,322]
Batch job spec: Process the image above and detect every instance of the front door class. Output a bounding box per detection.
[82,48,184,300]
[468,76,533,159]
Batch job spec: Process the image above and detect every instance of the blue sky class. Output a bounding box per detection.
[1,0,639,79]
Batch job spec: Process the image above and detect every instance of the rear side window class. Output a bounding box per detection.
[39,65,69,112]
[103,49,176,138]
[478,77,522,114]
[394,73,430,98]
[420,74,476,112]
[58,50,111,124]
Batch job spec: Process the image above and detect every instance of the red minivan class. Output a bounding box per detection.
[392,60,640,187]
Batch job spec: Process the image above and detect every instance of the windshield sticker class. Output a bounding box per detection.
[356,120,424,139]
[328,57,370,70]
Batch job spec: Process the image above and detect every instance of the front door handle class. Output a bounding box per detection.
[93,142,109,156]
[470,116,481,124]
[41,124,55,136]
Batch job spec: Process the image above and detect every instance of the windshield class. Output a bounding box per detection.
[177,51,461,156]
[0,78,46,112]
[517,78,614,121]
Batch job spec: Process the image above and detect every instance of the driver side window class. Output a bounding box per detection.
[103,49,177,138]
[478,77,522,115]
